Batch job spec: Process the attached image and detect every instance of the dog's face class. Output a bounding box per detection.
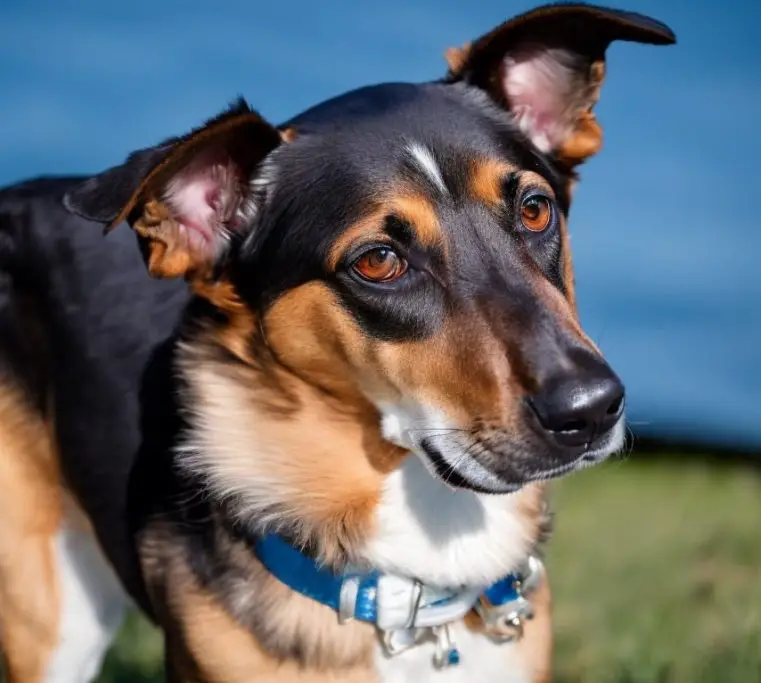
[240,89,623,495]
[66,5,675,495]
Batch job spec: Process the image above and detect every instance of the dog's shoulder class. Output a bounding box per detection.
[0,176,191,605]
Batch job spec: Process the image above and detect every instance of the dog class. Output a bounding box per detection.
[0,4,675,682]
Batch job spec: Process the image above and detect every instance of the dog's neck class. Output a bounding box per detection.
[147,315,553,670]
[174,313,550,586]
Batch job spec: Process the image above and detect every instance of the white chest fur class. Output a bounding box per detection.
[374,623,529,683]
[363,455,537,682]
[362,454,535,587]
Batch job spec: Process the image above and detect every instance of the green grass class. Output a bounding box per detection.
[96,455,761,683]
[548,457,761,682]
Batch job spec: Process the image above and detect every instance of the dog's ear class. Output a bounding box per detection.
[444,4,675,168]
[64,98,283,279]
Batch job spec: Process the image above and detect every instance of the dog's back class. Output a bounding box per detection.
[0,178,188,642]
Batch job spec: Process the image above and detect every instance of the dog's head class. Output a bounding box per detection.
[66,4,674,497]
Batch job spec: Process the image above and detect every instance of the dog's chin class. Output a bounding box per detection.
[412,418,627,495]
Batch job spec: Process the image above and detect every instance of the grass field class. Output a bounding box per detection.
[96,454,761,683]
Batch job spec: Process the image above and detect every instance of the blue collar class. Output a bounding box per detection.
[253,533,539,666]
[254,533,384,622]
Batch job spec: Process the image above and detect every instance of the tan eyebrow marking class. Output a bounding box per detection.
[469,158,517,207]
[326,190,444,271]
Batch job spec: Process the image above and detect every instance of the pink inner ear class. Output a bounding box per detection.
[163,152,241,256]
[501,47,583,153]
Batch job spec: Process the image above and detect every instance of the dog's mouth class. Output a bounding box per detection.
[411,418,626,494]
[417,439,520,494]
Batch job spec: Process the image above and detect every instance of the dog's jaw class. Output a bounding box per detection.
[379,402,519,494]
[176,335,547,586]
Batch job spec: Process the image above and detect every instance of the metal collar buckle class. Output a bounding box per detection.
[475,555,544,643]
[340,557,545,669]
[375,577,472,667]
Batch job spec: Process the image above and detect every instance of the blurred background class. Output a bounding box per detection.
[1,0,759,681]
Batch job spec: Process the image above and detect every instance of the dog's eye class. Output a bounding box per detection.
[520,195,553,233]
[352,247,408,282]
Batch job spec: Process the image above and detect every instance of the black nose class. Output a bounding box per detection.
[527,359,625,449]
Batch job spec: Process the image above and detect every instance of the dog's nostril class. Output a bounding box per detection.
[606,394,624,416]
[556,418,588,434]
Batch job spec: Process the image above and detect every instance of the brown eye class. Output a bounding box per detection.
[520,195,553,232]
[352,247,407,282]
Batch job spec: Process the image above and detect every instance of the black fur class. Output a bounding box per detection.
[0,178,188,610]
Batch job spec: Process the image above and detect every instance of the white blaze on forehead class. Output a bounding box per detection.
[405,142,448,195]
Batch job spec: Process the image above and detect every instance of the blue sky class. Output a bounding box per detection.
[1,0,759,448]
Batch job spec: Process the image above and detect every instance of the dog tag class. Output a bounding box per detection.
[382,627,424,656]
[432,624,461,668]
[477,595,533,642]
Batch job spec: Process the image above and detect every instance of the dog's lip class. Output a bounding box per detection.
[415,428,618,493]
[521,454,592,482]
[417,439,520,494]
[519,426,623,482]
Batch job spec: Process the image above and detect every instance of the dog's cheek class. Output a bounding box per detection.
[262,282,382,402]
[369,313,515,430]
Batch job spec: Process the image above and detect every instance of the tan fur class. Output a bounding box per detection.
[177,329,399,566]
[191,279,260,364]
[326,191,443,272]
[178,273,559,547]
[191,278,247,316]
[279,127,299,144]
[154,543,377,682]
[468,163,558,217]
[555,61,606,169]
[133,199,200,278]
[468,158,516,207]
[139,515,378,681]
[0,381,62,683]
[516,568,553,683]
[389,193,442,249]
[260,279,513,429]
[444,43,471,74]
[517,171,557,199]
[110,108,279,231]
[326,210,388,272]
[559,221,578,315]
